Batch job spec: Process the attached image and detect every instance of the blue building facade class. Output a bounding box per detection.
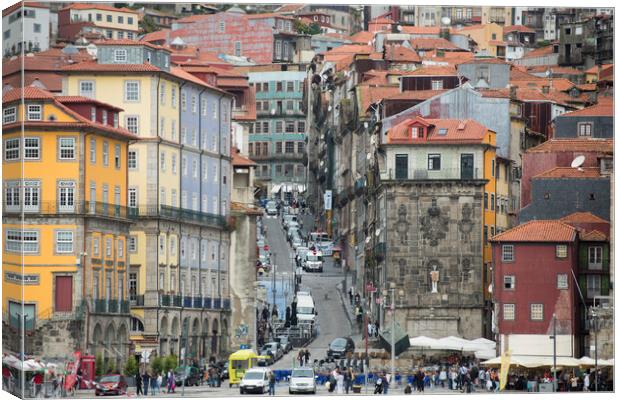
[248,70,307,199]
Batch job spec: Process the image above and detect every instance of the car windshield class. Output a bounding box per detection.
[244,371,264,380]
[99,376,120,383]
[175,367,188,374]
[297,306,313,314]
[332,338,346,347]
[292,369,314,378]
[266,201,276,208]
[307,254,321,262]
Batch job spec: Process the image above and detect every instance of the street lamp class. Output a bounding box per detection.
[589,307,599,392]
[549,313,557,391]
[389,283,395,388]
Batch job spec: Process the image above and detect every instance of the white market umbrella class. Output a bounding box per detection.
[409,336,439,348]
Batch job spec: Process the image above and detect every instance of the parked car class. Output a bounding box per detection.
[95,374,128,396]
[289,367,316,394]
[327,337,355,360]
[265,201,278,216]
[174,366,202,386]
[259,342,283,365]
[239,368,271,394]
[275,335,293,354]
[285,221,300,232]
[291,234,304,251]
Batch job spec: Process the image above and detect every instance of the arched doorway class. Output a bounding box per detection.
[220,319,229,354]
[211,318,219,355]
[170,316,180,355]
[117,324,128,363]
[160,316,169,355]
[202,319,210,359]
[92,323,103,357]
[191,318,200,359]
[104,322,116,368]
[181,317,190,360]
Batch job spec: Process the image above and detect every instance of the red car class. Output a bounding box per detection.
[95,374,127,396]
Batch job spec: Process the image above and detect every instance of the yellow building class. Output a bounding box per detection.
[457,23,505,57]
[60,3,140,40]
[2,86,136,362]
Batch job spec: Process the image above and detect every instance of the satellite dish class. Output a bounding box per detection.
[375,228,381,237]
[364,122,369,129]
[365,237,371,244]
[370,136,377,145]
[366,153,372,160]
[441,16,451,26]
[396,25,402,32]
[571,155,585,168]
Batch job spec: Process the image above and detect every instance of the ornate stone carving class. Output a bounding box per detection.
[458,203,475,242]
[427,260,442,293]
[420,204,449,247]
[396,204,409,244]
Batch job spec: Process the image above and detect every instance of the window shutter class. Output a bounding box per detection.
[601,275,610,296]
[579,245,588,271]
[578,275,587,298]
[602,245,610,271]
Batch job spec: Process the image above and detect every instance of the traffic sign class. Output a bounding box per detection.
[264,245,269,251]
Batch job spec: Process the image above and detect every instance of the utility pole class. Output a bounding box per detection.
[551,313,557,392]
[390,287,395,388]
[592,309,598,392]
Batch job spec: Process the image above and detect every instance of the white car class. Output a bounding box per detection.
[289,367,316,394]
[240,367,271,394]
[265,201,278,216]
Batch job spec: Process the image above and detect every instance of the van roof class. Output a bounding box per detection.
[296,295,315,307]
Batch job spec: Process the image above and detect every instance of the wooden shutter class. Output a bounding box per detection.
[55,276,73,312]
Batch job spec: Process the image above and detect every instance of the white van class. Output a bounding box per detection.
[296,294,316,324]
[304,249,323,272]
[309,232,333,255]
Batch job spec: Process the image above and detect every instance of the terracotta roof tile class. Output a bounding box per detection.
[400,26,441,35]
[410,38,461,50]
[60,3,137,14]
[585,64,613,74]
[3,1,51,17]
[55,96,123,111]
[488,40,507,46]
[462,57,509,65]
[141,29,170,43]
[384,45,421,63]
[61,61,162,72]
[491,220,577,242]
[384,89,447,101]
[558,101,613,117]
[560,212,609,224]
[533,167,602,179]
[169,67,228,94]
[231,148,257,167]
[323,44,373,56]
[231,201,263,215]
[94,39,167,51]
[579,230,608,241]
[503,25,535,34]
[421,50,474,64]
[387,117,490,144]
[3,86,54,103]
[526,139,613,154]
[522,45,554,58]
[275,4,307,13]
[404,65,457,76]
[528,65,584,76]
[576,83,597,91]
[357,84,399,113]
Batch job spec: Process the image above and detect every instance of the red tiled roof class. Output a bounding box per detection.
[488,40,507,46]
[576,83,597,91]
[421,50,475,65]
[404,65,457,76]
[231,201,263,216]
[522,45,554,59]
[585,64,613,74]
[231,147,257,167]
[55,96,123,111]
[457,24,485,32]
[384,89,447,101]
[61,61,162,72]
[510,78,575,92]
[503,25,535,34]
[357,84,399,113]
[558,101,613,117]
[526,139,613,154]
[387,117,490,144]
[94,39,167,51]
[3,1,49,17]
[579,230,608,241]
[491,220,577,242]
[461,57,508,65]
[349,31,374,44]
[246,13,294,21]
[169,67,228,94]
[410,38,461,50]
[3,86,54,103]
[59,3,136,14]
[400,26,441,35]
[528,65,584,76]
[384,45,421,63]
[275,4,307,13]
[560,212,609,224]
[533,167,602,179]
[323,44,373,56]
[141,29,170,43]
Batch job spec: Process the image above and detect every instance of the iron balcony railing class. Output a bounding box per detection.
[173,295,182,307]
[127,204,227,229]
[193,297,203,308]
[3,201,134,219]
[91,299,128,314]
[214,298,222,309]
[387,168,482,181]
[183,296,192,308]
[160,294,171,307]
[203,298,212,309]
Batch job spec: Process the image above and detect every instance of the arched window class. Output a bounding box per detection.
[130,317,144,332]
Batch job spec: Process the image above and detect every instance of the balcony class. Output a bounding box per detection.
[173,295,182,307]
[120,300,129,313]
[203,298,212,309]
[92,299,128,314]
[385,168,482,181]
[3,201,134,220]
[223,298,231,310]
[160,294,171,307]
[214,298,222,309]
[183,296,192,308]
[128,205,227,229]
[193,297,203,308]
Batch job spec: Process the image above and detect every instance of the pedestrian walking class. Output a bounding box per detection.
[373,376,383,394]
[415,369,424,392]
[268,371,276,396]
[383,373,389,394]
[304,349,310,365]
[374,320,379,337]
[32,372,43,398]
[336,370,344,394]
[142,371,149,396]
[150,372,157,395]
[354,293,360,305]
[297,350,305,367]
[348,287,354,305]
[167,370,175,393]
[344,368,353,394]
[135,372,143,396]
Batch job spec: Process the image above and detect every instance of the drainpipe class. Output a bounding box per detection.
[155,73,161,354]
[82,130,90,355]
[217,93,225,354]
[196,86,206,359]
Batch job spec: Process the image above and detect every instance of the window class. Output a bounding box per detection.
[3,30,9,40]
[171,154,177,174]
[192,160,198,178]
[128,188,137,207]
[578,122,592,136]
[125,116,139,134]
[557,274,568,289]
[297,142,304,154]
[4,138,19,160]
[588,246,602,269]
[285,141,295,153]
[114,49,127,63]
[102,141,109,166]
[587,275,601,297]
[113,113,118,127]
[93,237,100,256]
[490,194,495,211]
[575,25,583,35]
[503,304,515,320]
[6,230,39,253]
[171,189,177,207]
[285,121,295,133]
[530,304,544,321]
[96,13,102,21]
[160,152,165,171]
[263,121,269,133]
[181,92,187,111]
[114,145,121,169]
[234,41,241,57]
[484,225,488,244]
[90,139,97,163]
[79,81,95,98]
[3,107,16,124]
[117,239,124,258]
[4,182,19,209]
[128,236,137,252]
[484,192,488,209]
[159,82,166,105]
[56,231,74,253]
[556,244,567,258]
[395,154,408,180]
[191,95,197,113]
[128,16,133,25]
[275,165,282,176]
[275,142,282,154]
[106,15,112,22]
[128,150,137,169]
[428,154,441,170]
[102,111,107,125]
[219,21,225,32]
[287,81,295,92]
[502,245,514,262]
[182,156,187,175]
[26,105,41,120]
[23,181,40,211]
[124,81,140,101]
[24,137,39,159]
[58,137,75,159]
[286,100,294,111]
[503,275,515,290]
[431,80,443,90]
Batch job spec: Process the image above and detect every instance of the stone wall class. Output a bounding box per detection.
[3,318,82,360]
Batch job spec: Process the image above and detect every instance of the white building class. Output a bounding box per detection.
[2,2,50,57]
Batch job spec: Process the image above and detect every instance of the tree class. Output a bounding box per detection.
[294,20,322,36]
[106,358,116,374]
[164,355,178,372]
[124,355,139,377]
[139,16,159,35]
[95,353,104,377]
[150,356,164,375]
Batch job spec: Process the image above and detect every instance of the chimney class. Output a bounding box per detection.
[542,85,550,94]
[509,85,517,99]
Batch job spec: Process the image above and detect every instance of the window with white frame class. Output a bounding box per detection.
[171,120,176,140]
[557,273,568,289]
[160,151,166,171]
[93,237,100,256]
[192,160,198,178]
[503,275,515,290]
[90,138,97,163]
[431,80,443,90]
[58,137,75,159]
[128,187,137,207]
[124,81,140,102]
[159,117,165,136]
[191,95,197,113]
[6,230,39,253]
[3,107,16,124]
[23,137,39,159]
[587,275,601,297]
[588,246,603,269]
[160,82,166,105]
[530,303,544,320]
[578,122,592,137]
[182,156,187,176]
[171,87,177,107]
[23,180,40,211]
[503,304,515,320]
[160,187,166,205]
[4,138,19,160]
[58,181,75,211]
[170,237,176,256]
[502,245,514,262]
[234,41,241,57]
[128,236,137,252]
[105,238,112,257]
[114,145,121,169]
[27,104,42,120]
[56,231,74,253]
[128,150,136,169]
[171,154,177,174]
[4,181,19,210]
[125,116,139,134]
[102,141,109,166]
[202,98,207,116]
[556,244,568,258]
[428,154,441,170]
[171,189,177,207]
[79,81,95,98]
[114,49,127,63]
[181,191,187,208]
[213,100,218,119]
[181,92,187,111]
[117,239,124,258]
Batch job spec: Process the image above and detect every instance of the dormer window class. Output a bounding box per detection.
[438,128,448,136]
[114,49,127,63]
[90,107,96,122]
[411,127,418,138]
[26,104,42,121]
[102,111,108,125]
[146,51,152,63]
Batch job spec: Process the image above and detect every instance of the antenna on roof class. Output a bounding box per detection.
[571,155,585,171]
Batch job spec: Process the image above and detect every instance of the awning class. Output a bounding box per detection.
[577,357,614,367]
[295,184,307,193]
[482,355,581,368]
[270,184,282,194]
[408,335,496,354]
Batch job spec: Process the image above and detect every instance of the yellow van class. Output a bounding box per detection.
[228,349,267,386]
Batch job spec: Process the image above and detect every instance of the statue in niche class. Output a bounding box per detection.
[396,204,408,244]
[430,265,439,293]
[458,203,474,242]
[420,201,449,247]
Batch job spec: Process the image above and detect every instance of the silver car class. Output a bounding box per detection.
[289,367,316,394]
